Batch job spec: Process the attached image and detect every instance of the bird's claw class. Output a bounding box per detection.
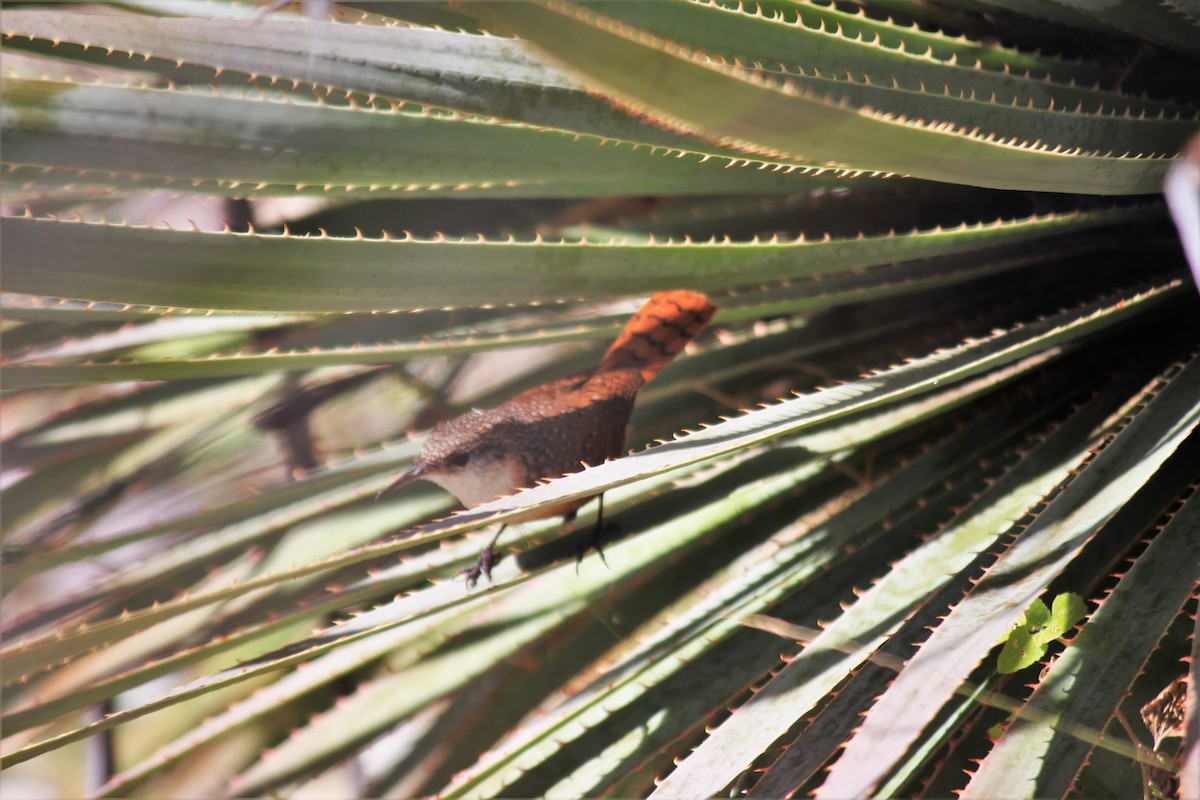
[573,522,617,573]
[460,547,501,589]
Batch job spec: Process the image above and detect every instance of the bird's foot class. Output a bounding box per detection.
[460,547,501,589]
[573,521,617,573]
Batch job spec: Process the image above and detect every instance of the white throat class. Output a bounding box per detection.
[425,459,526,508]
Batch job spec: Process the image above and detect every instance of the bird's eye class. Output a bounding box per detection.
[448,452,471,468]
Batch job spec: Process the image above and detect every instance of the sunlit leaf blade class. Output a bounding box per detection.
[0,10,787,161]
[963,489,1199,796]
[3,227,1130,388]
[0,279,1181,767]
[3,74,840,199]
[472,1,1191,194]
[648,355,1155,798]
[814,352,1200,798]
[442,371,1074,797]
[582,0,1181,114]
[1,207,1158,312]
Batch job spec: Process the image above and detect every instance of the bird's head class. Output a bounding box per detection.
[375,410,524,508]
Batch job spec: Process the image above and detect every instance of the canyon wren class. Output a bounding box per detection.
[377,290,717,586]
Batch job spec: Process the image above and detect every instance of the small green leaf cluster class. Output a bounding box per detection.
[998,593,1087,674]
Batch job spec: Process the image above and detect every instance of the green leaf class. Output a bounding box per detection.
[1022,598,1053,635]
[1000,591,1094,673]
[1,74,829,198]
[998,612,1042,674]
[1047,592,1087,641]
[0,11,785,161]
[1,207,1158,313]
[470,1,1191,193]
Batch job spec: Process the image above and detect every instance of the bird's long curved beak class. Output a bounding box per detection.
[375,463,426,501]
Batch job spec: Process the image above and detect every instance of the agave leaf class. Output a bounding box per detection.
[962,488,1199,796]
[223,451,822,796]
[3,412,417,580]
[0,279,1180,686]
[5,313,312,366]
[4,75,835,200]
[739,0,1128,86]
[302,355,1070,796]
[4,3,1197,795]
[6,241,1085,388]
[4,568,491,773]
[814,351,1200,798]
[1,207,1158,313]
[192,367,1046,796]
[0,494,454,736]
[960,0,1200,54]
[443,373,1059,798]
[1,375,276,477]
[0,11,793,161]
[472,1,1189,193]
[1,456,418,650]
[650,351,1153,797]
[583,1,1194,119]
[57,460,728,791]
[3,277,1164,764]
[3,387,268,547]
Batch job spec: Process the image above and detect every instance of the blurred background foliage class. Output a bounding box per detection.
[1,1,1199,798]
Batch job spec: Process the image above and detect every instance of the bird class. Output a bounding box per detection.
[377,290,717,586]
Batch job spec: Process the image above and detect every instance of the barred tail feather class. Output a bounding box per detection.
[596,290,716,382]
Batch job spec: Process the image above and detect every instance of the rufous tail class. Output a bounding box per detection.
[596,290,716,383]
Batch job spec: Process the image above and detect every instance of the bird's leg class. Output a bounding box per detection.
[574,494,614,572]
[461,524,506,589]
